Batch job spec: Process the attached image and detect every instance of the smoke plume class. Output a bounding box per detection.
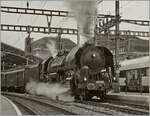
[25,81,74,101]
[46,40,58,58]
[66,0,97,45]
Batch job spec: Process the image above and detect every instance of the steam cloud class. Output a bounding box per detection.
[66,0,97,45]
[25,81,74,101]
[46,40,58,58]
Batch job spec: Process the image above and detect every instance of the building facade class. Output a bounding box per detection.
[96,35,149,61]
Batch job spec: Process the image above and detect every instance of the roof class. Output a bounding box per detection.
[120,56,149,71]
[1,68,25,75]
[1,42,25,56]
[51,55,66,67]
[41,56,52,64]
[65,45,80,63]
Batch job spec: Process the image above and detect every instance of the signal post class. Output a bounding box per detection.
[114,0,120,93]
[25,26,32,65]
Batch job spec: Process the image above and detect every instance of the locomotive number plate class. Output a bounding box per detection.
[96,81,104,84]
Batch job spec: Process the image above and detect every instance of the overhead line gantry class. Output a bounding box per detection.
[1,5,149,37]
[2,5,149,26]
[1,24,149,37]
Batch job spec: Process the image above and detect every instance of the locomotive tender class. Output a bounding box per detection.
[1,43,115,100]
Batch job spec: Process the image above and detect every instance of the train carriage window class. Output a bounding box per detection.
[51,77,57,82]
[146,68,149,76]
[96,74,99,80]
[96,74,98,80]
[119,71,126,77]
[141,68,147,76]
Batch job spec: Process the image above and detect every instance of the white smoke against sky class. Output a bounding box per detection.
[46,40,58,58]
[26,81,74,101]
[66,0,97,45]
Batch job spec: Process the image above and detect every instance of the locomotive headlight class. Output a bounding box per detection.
[84,77,87,81]
[113,77,116,81]
[91,53,96,58]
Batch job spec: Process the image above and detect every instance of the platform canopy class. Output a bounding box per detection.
[120,56,149,71]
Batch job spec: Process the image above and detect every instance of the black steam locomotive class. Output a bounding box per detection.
[1,43,114,100]
[66,43,115,100]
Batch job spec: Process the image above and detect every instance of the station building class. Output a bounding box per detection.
[96,35,149,61]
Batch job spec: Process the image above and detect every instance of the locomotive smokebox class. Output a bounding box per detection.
[76,43,106,72]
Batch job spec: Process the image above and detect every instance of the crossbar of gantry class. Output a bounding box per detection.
[1,6,117,18]
[98,19,149,33]
[121,19,149,26]
[98,30,149,37]
[1,24,78,35]
[1,24,149,37]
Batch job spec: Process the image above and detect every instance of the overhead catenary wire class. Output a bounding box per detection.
[31,1,47,25]
[120,1,134,14]
[56,17,69,27]
[14,1,24,45]
[101,1,133,15]
[97,0,103,4]
[13,0,31,46]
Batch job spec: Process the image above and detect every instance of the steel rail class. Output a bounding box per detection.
[76,100,149,115]
[3,93,76,115]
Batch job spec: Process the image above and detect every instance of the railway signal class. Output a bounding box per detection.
[25,26,32,65]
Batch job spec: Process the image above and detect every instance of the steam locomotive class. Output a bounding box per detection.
[1,43,115,100]
[66,43,115,100]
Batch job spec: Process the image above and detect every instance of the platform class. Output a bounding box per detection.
[1,95,22,115]
[107,91,149,105]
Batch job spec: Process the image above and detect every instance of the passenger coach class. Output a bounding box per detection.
[119,56,149,92]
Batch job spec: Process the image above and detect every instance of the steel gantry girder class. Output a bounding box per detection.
[98,30,149,37]
[2,5,149,27]
[1,24,149,37]
[1,24,78,35]
[1,6,117,18]
[97,18,119,33]
[97,18,149,33]
[121,19,149,26]
[1,6,72,17]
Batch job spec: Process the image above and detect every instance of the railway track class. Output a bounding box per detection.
[3,92,149,115]
[4,93,76,115]
[106,99,149,110]
[3,92,106,115]
[75,100,149,115]
[12,100,37,115]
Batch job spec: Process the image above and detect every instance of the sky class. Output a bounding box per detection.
[1,0,149,50]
